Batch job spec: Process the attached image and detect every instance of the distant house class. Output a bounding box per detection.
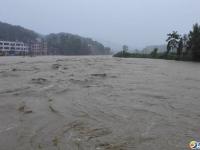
[0,40,47,56]
[29,39,48,56]
[0,40,29,56]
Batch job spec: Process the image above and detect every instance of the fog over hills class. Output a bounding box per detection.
[0,21,111,55]
[94,38,122,52]
[142,45,167,54]
[1,0,199,49]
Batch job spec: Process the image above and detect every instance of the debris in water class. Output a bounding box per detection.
[91,73,107,77]
[49,105,57,113]
[52,64,61,69]
[31,78,48,84]
[52,137,59,146]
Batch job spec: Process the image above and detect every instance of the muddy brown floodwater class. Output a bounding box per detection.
[0,56,200,150]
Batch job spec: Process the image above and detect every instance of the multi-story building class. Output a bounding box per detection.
[0,41,29,56]
[29,40,47,56]
[0,40,48,56]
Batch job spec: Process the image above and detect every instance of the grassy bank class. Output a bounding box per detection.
[113,51,193,61]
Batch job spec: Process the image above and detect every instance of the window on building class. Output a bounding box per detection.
[4,47,9,49]
[4,43,9,45]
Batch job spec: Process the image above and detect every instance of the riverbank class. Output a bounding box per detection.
[113,51,194,62]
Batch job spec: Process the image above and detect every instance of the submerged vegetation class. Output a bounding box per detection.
[114,23,200,61]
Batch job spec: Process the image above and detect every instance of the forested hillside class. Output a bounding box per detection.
[0,22,40,42]
[46,33,111,55]
[0,21,111,55]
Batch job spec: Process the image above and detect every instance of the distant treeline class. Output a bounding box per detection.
[0,21,111,55]
[114,23,200,61]
[46,33,111,55]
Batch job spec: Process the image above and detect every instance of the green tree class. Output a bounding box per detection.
[122,45,128,56]
[123,45,128,52]
[182,34,190,56]
[177,38,183,59]
[166,31,180,55]
[150,48,158,57]
[122,45,128,55]
[188,23,200,61]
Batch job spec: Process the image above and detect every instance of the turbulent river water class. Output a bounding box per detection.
[0,56,200,150]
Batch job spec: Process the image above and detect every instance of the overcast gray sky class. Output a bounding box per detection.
[0,0,200,49]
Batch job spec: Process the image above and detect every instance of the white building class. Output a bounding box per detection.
[0,40,29,56]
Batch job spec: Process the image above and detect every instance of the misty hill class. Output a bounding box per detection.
[94,38,123,52]
[0,22,40,43]
[0,21,110,55]
[142,45,167,54]
[46,33,111,55]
